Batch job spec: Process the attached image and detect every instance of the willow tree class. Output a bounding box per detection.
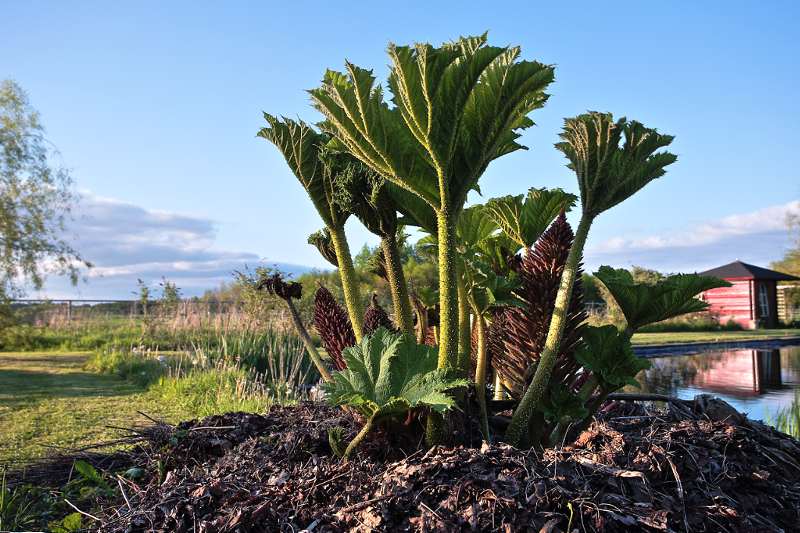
[0,80,88,303]
[310,34,555,393]
[258,116,365,340]
[506,112,677,446]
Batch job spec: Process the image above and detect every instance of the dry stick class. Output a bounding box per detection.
[116,476,132,510]
[136,411,166,425]
[606,393,678,403]
[188,425,237,432]
[338,494,391,514]
[667,456,691,533]
[574,456,647,482]
[64,498,101,522]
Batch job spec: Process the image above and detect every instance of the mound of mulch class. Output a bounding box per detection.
[82,399,800,533]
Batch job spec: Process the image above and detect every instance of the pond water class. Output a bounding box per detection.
[634,344,800,422]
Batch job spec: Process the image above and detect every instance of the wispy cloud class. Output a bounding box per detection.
[585,201,799,273]
[38,193,800,297]
[38,193,309,299]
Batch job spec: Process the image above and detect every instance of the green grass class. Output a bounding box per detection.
[770,390,800,438]
[0,352,186,465]
[154,365,273,417]
[631,328,800,345]
[0,351,275,466]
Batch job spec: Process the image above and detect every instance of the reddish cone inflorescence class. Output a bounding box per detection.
[257,273,302,301]
[363,294,396,335]
[490,213,587,398]
[313,286,356,370]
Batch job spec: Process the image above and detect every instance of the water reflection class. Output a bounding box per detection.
[633,345,800,421]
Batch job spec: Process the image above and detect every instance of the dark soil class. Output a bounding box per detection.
[67,398,800,533]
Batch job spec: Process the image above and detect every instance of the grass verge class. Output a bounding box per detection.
[631,328,800,346]
[0,352,273,466]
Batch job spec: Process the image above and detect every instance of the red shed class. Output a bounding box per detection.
[700,260,800,329]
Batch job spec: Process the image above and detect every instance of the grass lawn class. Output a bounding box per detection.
[0,352,189,466]
[632,328,800,345]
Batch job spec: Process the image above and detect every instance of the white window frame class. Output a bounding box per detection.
[758,283,770,318]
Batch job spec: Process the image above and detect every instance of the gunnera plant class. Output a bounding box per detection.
[324,327,468,458]
[492,213,587,400]
[311,34,555,444]
[506,112,678,446]
[363,294,396,335]
[314,286,356,370]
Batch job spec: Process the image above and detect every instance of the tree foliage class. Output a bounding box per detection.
[0,80,88,298]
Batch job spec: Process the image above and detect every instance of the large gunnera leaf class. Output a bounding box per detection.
[595,267,731,331]
[575,325,650,390]
[324,328,468,421]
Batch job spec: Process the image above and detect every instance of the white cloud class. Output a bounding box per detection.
[586,201,799,273]
[37,193,310,299]
[36,193,800,297]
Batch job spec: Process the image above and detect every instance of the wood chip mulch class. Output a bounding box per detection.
[67,399,800,532]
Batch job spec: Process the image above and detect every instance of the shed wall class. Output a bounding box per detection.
[702,279,755,329]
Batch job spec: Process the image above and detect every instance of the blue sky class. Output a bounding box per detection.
[2,1,798,298]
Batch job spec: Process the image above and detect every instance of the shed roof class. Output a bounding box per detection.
[700,260,800,281]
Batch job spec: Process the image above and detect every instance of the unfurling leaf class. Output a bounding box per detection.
[328,427,346,458]
[308,229,339,267]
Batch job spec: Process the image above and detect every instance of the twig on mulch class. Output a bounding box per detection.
[574,455,647,481]
[65,497,101,522]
